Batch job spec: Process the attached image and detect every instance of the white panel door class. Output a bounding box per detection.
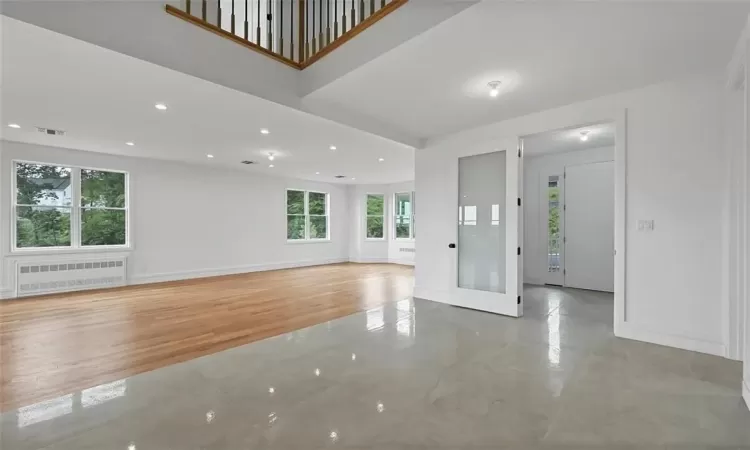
[564,161,615,292]
[449,139,523,317]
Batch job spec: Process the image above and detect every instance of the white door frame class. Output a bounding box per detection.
[517,110,627,334]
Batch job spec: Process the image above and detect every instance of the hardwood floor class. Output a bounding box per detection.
[0,263,414,412]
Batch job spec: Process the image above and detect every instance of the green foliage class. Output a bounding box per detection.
[309,216,327,239]
[548,186,560,252]
[16,206,71,248]
[366,195,384,238]
[308,192,326,215]
[81,170,125,207]
[287,215,305,240]
[287,190,305,214]
[366,217,384,238]
[395,217,411,239]
[82,209,126,245]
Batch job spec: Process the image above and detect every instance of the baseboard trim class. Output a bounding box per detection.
[349,257,390,264]
[130,258,349,285]
[388,259,415,266]
[743,380,750,410]
[0,287,15,300]
[616,322,725,357]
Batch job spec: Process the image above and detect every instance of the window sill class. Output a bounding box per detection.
[394,239,415,243]
[9,246,133,257]
[286,239,331,245]
[365,238,386,242]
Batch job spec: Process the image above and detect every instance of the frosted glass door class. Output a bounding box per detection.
[449,139,523,318]
[458,151,506,293]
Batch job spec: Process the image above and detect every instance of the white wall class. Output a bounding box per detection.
[523,146,614,285]
[416,73,732,357]
[0,140,350,296]
[347,181,415,265]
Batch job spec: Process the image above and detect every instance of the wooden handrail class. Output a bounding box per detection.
[165,0,409,71]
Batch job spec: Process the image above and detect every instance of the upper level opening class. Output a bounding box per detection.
[166,0,409,69]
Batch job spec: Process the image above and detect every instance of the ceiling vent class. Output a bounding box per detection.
[36,127,66,136]
[240,160,257,165]
[334,175,347,179]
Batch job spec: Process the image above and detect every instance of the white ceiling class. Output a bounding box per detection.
[523,123,615,157]
[307,1,750,140]
[0,16,414,185]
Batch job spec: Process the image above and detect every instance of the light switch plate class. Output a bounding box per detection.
[637,220,655,231]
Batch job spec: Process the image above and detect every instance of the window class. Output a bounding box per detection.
[287,189,329,241]
[394,191,415,240]
[13,162,129,251]
[365,194,385,239]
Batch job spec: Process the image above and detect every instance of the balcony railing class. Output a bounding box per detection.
[166,0,408,69]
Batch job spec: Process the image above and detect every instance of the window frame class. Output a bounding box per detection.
[393,191,415,241]
[11,159,131,254]
[364,193,386,241]
[286,188,330,243]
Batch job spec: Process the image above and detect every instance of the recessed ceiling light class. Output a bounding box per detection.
[378,158,384,162]
[269,164,275,168]
[580,131,590,142]
[207,154,214,158]
[316,171,320,175]
[126,142,135,146]
[488,81,501,98]
[260,128,270,135]
[330,145,337,151]
[268,153,275,161]
[8,123,21,129]
[351,177,356,181]
[155,103,168,110]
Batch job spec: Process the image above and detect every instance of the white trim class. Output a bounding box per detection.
[617,322,726,357]
[130,258,349,285]
[286,188,330,241]
[0,288,15,300]
[349,257,390,264]
[393,191,415,240]
[743,380,750,410]
[285,239,331,244]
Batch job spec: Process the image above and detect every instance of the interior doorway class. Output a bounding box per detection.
[521,123,616,293]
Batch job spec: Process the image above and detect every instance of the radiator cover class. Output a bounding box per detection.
[15,257,127,297]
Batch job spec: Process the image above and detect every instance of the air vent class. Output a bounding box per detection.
[240,160,257,165]
[334,175,347,179]
[36,127,66,136]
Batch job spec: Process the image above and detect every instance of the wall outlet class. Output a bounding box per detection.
[637,220,655,231]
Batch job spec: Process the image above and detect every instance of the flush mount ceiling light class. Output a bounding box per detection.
[580,131,590,142]
[154,103,168,111]
[126,142,135,146]
[260,128,270,135]
[488,81,502,98]
[329,145,337,151]
[8,123,21,129]
[267,152,275,161]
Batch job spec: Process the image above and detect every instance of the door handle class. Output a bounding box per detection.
[448,243,456,249]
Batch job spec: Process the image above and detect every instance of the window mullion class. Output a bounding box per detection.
[71,167,81,248]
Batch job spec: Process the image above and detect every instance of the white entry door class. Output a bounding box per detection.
[564,161,615,292]
[449,139,523,317]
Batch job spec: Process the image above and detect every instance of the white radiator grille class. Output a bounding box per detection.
[16,257,127,297]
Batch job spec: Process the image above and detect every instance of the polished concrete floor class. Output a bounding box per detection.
[1,285,747,449]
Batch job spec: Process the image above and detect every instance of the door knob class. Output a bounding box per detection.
[448,243,456,249]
